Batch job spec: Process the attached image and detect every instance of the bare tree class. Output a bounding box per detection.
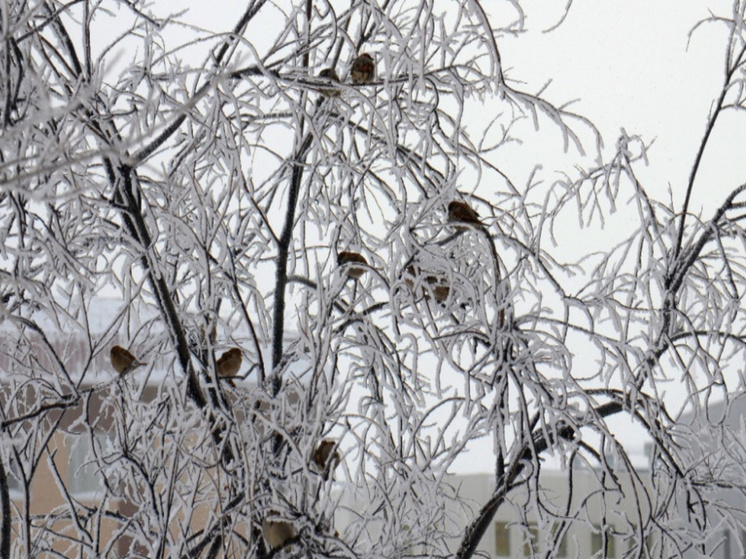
[2,0,746,557]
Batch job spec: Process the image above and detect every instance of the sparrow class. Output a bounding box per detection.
[428,282,450,303]
[262,516,297,549]
[318,67,341,97]
[313,439,340,480]
[350,53,375,84]
[448,200,482,229]
[110,346,146,375]
[216,348,242,387]
[405,266,449,303]
[404,265,417,292]
[338,251,368,279]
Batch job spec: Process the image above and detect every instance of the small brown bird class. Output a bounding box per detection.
[217,348,242,387]
[313,439,340,480]
[427,280,450,303]
[110,346,146,375]
[405,266,450,303]
[403,265,419,294]
[262,516,297,549]
[350,53,375,84]
[318,67,341,97]
[448,200,482,229]
[338,251,368,279]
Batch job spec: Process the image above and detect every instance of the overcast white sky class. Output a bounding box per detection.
[496,0,743,213]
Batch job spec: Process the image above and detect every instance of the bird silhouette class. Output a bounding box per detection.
[338,251,368,279]
[262,516,297,549]
[216,348,242,387]
[350,53,375,84]
[110,346,146,375]
[318,67,341,97]
[428,282,450,303]
[405,265,450,303]
[448,200,482,229]
[313,439,340,480]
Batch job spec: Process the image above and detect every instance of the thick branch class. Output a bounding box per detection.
[0,456,10,559]
[455,400,625,559]
[112,161,207,408]
[270,133,313,382]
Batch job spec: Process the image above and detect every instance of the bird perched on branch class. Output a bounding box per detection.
[405,265,450,303]
[313,439,340,480]
[448,200,482,229]
[338,251,368,279]
[262,515,297,549]
[350,53,375,84]
[428,281,450,303]
[216,348,242,387]
[110,346,146,375]
[318,67,341,97]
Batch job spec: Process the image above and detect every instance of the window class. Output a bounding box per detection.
[401,523,421,555]
[557,534,568,558]
[549,524,568,558]
[6,462,23,495]
[523,524,539,557]
[494,522,510,556]
[643,442,653,461]
[591,526,616,558]
[644,533,655,554]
